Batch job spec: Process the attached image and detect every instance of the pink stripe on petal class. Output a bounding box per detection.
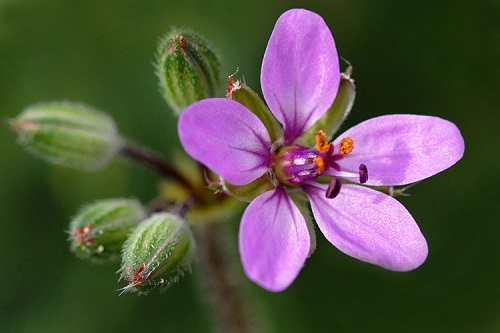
[305,184,428,271]
[333,115,465,186]
[261,9,340,143]
[239,188,310,292]
[178,98,271,186]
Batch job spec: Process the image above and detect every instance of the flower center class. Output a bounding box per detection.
[272,130,368,198]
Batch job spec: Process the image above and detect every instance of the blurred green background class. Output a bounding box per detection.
[1,0,498,332]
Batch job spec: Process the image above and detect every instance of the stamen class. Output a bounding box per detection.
[313,156,326,174]
[338,137,354,156]
[358,164,368,183]
[326,178,342,199]
[315,130,330,153]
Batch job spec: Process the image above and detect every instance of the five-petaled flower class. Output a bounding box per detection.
[178,9,464,291]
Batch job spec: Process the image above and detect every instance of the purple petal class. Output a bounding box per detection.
[178,98,271,186]
[261,9,340,143]
[304,184,428,271]
[239,188,310,292]
[333,115,465,185]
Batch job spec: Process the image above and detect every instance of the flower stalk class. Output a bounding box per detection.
[119,141,198,196]
[195,223,259,333]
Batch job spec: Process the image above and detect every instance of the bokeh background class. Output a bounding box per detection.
[1,0,498,332]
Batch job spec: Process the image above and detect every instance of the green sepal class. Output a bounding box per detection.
[219,174,274,202]
[156,28,222,114]
[228,81,283,142]
[10,102,122,170]
[300,72,356,146]
[120,213,195,294]
[68,198,147,262]
[368,184,416,198]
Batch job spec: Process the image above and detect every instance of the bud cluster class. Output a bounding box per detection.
[67,198,196,293]
[8,27,222,295]
[7,23,229,297]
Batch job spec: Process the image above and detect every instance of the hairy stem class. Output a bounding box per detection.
[195,223,258,333]
[119,141,197,195]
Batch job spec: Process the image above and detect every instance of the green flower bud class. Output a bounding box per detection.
[69,198,147,261]
[120,213,195,294]
[10,102,122,170]
[156,29,221,114]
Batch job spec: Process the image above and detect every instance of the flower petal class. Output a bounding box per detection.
[239,188,310,292]
[334,115,465,185]
[178,98,271,186]
[261,9,340,143]
[304,184,428,271]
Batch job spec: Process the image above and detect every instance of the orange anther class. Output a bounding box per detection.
[315,130,330,153]
[338,137,354,156]
[313,156,326,174]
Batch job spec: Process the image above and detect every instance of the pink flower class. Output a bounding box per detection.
[178,9,464,291]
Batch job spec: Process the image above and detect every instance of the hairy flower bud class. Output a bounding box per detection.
[10,102,122,170]
[69,198,147,261]
[120,213,195,294]
[156,29,221,114]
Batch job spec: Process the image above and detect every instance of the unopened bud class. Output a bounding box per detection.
[156,29,221,114]
[120,213,195,294]
[69,199,146,261]
[10,102,122,170]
